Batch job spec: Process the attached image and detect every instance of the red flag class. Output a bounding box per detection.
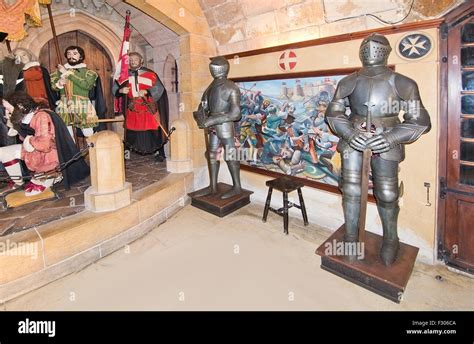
[114,10,131,114]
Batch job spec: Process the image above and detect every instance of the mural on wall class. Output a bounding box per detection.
[234,74,346,188]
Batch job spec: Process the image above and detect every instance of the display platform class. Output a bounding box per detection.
[316,225,419,303]
[189,183,253,217]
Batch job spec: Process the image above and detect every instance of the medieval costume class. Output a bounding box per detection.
[114,52,169,158]
[16,61,59,109]
[50,46,106,138]
[0,92,89,196]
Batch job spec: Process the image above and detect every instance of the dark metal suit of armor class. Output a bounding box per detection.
[193,56,242,199]
[325,33,431,265]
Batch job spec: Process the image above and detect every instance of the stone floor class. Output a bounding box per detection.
[4,204,473,311]
[0,152,168,236]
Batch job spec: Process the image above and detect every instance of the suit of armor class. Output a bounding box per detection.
[325,33,431,265]
[193,56,242,199]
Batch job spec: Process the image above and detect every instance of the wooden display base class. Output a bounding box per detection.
[4,188,56,208]
[188,183,253,217]
[315,225,419,303]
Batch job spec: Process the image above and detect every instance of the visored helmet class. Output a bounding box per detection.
[209,56,229,78]
[359,33,391,66]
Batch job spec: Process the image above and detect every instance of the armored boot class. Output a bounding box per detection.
[221,160,242,199]
[378,203,400,266]
[340,165,362,244]
[342,197,361,262]
[342,197,360,243]
[193,161,220,197]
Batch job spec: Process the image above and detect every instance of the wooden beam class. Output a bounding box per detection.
[220,18,444,59]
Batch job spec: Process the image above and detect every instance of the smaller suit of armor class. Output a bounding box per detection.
[193,56,242,199]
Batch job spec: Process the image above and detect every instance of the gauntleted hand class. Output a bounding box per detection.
[193,110,207,129]
[347,132,369,152]
[365,133,393,153]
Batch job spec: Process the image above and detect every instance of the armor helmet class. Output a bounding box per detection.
[209,56,230,78]
[359,33,391,66]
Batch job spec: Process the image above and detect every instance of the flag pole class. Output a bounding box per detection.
[115,10,131,144]
[5,40,12,54]
[123,10,131,142]
[45,3,79,147]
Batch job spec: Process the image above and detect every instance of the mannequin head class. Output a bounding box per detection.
[4,91,38,131]
[128,52,144,70]
[13,48,33,65]
[65,46,85,65]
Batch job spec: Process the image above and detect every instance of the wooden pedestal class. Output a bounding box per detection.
[316,225,419,303]
[188,183,253,217]
[4,188,56,208]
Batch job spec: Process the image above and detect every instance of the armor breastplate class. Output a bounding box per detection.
[348,71,401,130]
[207,79,232,114]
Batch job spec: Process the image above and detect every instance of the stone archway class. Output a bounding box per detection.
[15,11,122,65]
[125,0,217,171]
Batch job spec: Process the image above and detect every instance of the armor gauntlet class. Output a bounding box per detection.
[203,89,241,127]
[366,102,431,154]
[385,104,431,146]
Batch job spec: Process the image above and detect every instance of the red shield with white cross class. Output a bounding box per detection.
[278,50,297,71]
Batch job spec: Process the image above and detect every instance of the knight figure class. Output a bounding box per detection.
[193,56,242,200]
[325,33,431,265]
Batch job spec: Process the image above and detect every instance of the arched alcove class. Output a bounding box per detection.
[125,0,217,170]
[38,30,115,117]
[15,11,122,64]
[163,54,178,93]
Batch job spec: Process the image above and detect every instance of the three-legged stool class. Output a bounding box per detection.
[262,176,309,234]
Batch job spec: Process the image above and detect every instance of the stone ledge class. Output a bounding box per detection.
[0,172,193,303]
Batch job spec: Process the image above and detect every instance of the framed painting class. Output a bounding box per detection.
[231,68,363,196]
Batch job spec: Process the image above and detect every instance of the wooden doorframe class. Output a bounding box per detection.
[437,2,474,263]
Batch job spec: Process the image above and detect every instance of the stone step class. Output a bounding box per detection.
[0,172,193,304]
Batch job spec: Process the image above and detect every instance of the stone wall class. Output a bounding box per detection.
[198,0,464,55]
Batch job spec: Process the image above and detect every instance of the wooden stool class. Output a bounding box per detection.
[262,176,309,234]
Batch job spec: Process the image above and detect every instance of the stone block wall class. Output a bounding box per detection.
[198,0,464,56]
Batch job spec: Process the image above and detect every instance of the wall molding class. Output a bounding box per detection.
[220,18,444,59]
